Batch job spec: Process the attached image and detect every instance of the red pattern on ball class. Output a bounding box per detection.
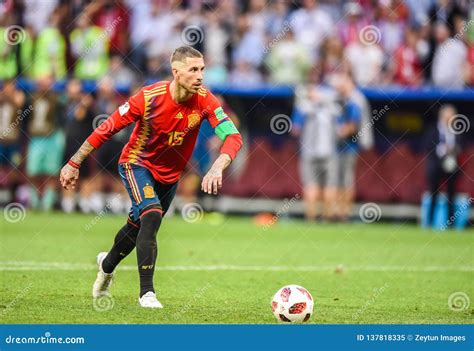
[289,302,307,314]
[280,287,291,302]
[297,287,313,301]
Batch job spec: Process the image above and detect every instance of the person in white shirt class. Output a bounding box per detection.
[344,36,384,86]
[292,84,339,221]
[431,22,468,88]
[289,0,333,61]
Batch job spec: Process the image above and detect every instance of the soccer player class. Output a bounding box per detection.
[59,46,243,308]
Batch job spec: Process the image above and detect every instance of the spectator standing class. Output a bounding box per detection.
[60,79,97,213]
[289,0,333,61]
[32,11,67,79]
[71,15,110,80]
[26,75,64,211]
[338,2,369,46]
[229,60,264,86]
[331,72,364,221]
[0,80,26,203]
[293,84,339,221]
[431,22,467,88]
[88,0,130,56]
[95,77,132,214]
[390,27,425,86]
[424,105,462,227]
[265,29,311,85]
[344,34,384,86]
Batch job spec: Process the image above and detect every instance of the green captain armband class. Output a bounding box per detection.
[215,120,239,141]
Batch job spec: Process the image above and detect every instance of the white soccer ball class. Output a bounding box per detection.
[271,285,314,323]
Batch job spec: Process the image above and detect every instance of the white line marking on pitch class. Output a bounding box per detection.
[0,262,472,272]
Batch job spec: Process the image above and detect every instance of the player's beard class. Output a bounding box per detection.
[189,83,201,93]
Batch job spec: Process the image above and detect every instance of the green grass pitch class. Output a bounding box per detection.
[1,212,472,324]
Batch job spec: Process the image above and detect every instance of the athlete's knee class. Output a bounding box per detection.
[139,204,163,236]
[126,216,141,231]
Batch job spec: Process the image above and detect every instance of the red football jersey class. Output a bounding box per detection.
[87,81,233,184]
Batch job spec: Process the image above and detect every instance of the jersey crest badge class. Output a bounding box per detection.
[143,184,155,199]
[187,112,201,129]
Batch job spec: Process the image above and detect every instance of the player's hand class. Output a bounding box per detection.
[59,164,80,190]
[202,154,231,195]
[201,168,223,195]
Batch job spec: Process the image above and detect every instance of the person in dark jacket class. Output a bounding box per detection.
[424,104,463,227]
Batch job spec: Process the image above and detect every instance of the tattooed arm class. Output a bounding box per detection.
[59,86,145,191]
[59,140,95,190]
[70,140,94,165]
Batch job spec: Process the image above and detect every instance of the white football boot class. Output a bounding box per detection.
[139,291,163,308]
[92,252,114,298]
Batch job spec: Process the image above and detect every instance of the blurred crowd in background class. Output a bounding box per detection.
[0,0,473,87]
[0,0,472,223]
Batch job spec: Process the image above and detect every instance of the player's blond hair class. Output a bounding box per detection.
[170,46,203,65]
